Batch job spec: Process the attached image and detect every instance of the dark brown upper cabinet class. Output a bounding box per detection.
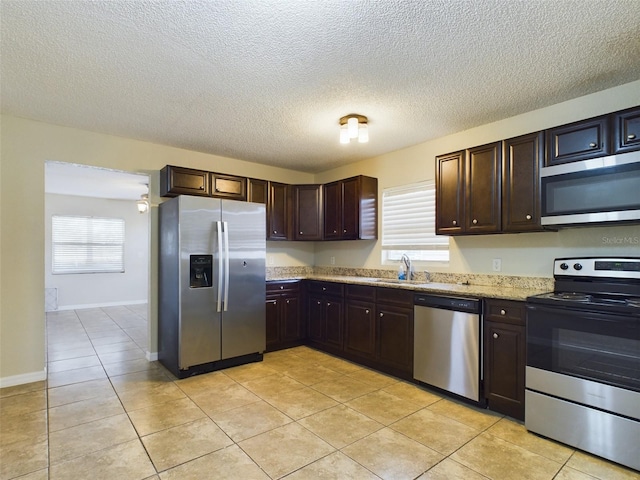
[247,178,268,204]
[160,165,210,197]
[545,115,610,165]
[211,173,246,200]
[293,184,323,241]
[323,176,377,240]
[613,106,640,154]
[465,142,502,233]
[267,182,291,241]
[435,151,465,235]
[502,132,544,232]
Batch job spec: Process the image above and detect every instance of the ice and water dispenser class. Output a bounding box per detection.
[190,255,212,288]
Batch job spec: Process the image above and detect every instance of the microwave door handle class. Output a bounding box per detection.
[216,221,223,313]
[223,221,230,312]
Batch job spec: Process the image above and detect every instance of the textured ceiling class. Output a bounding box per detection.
[2,0,640,173]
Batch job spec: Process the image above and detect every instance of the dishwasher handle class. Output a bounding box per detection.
[414,294,480,314]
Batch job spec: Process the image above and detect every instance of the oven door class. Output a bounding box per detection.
[526,303,639,394]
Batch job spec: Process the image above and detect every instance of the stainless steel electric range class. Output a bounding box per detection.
[525,257,640,471]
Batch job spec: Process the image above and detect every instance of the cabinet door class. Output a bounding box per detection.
[613,106,640,154]
[344,301,376,359]
[324,298,344,349]
[466,142,501,233]
[160,165,210,197]
[308,295,324,343]
[247,178,268,204]
[323,181,341,240]
[281,295,302,342]
[268,182,290,240]
[211,173,246,200]
[545,115,609,165]
[484,320,526,420]
[376,305,413,374]
[294,184,323,241]
[341,177,359,239]
[265,297,280,349]
[502,132,544,232]
[435,151,465,234]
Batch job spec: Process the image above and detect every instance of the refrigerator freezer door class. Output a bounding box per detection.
[220,199,266,359]
[178,196,222,369]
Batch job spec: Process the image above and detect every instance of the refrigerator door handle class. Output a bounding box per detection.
[216,220,223,313]
[223,221,230,311]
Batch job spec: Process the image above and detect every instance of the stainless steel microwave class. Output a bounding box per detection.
[540,150,640,226]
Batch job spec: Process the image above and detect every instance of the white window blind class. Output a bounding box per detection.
[382,181,449,262]
[52,215,125,274]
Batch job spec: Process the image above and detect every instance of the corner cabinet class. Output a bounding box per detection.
[307,281,345,354]
[323,176,378,240]
[483,299,526,420]
[502,132,544,232]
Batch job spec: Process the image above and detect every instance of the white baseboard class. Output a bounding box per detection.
[56,299,147,311]
[146,351,159,361]
[0,369,47,388]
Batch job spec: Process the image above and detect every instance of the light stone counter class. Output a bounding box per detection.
[266,267,552,301]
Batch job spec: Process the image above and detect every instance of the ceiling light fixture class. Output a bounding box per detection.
[137,193,149,213]
[339,114,368,144]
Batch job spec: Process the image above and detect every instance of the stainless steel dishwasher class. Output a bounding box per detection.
[414,294,482,402]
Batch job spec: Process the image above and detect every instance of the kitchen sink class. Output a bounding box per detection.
[371,278,428,285]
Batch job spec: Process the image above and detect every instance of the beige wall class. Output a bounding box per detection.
[314,80,640,275]
[2,79,640,385]
[0,117,313,385]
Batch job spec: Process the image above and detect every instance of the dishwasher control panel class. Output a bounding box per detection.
[414,294,481,314]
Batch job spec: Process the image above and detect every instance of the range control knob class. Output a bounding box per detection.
[560,263,569,270]
[574,263,583,271]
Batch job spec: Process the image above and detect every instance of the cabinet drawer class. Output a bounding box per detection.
[346,284,376,301]
[266,280,300,294]
[484,299,525,325]
[307,281,344,297]
[376,287,413,308]
[211,173,246,200]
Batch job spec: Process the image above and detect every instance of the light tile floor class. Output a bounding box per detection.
[1,305,639,479]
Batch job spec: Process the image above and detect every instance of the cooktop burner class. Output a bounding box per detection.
[551,292,593,302]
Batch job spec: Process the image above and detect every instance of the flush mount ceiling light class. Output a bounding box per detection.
[137,193,149,213]
[339,114,368,144]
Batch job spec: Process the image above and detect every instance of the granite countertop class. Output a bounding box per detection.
[267,271,551,301]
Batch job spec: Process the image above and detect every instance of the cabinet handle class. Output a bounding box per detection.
[452,220,457,226]
[333,230,337,234]
[500,309,506,315]
[286,300,290,304]
[299,231,303,235]
[526,214,532,220]
[327,302,331,306]
[343,229,347,233]
[273,230,277,234]
[629,134,637,140]
[317,301,321,305]
[280,286,284,290]
[380,313,384,317]
[322,287,326,291]
[589,142,597,148]
[365,309,370,314]
[493,333,499,339]
[472,219,478,225]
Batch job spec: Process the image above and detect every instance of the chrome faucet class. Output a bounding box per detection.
[400,253,414,280]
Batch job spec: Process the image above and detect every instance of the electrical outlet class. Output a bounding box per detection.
[492,258,502,272]
[330,256,335,265]
[268,255,275,266]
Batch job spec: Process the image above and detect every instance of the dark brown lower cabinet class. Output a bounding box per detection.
[306,281,344,354]
[483,299,526,420]
[376,304,413,375]
[266,281,304,352]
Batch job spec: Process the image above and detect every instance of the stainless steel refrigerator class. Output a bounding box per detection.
[158,195,266,378]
